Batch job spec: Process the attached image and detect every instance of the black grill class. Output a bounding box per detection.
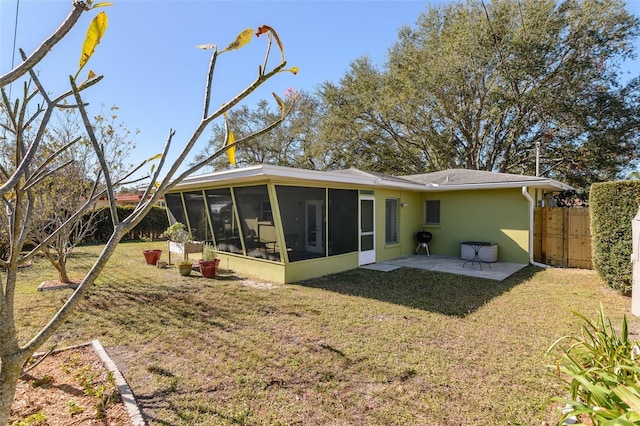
[416,231,432,244]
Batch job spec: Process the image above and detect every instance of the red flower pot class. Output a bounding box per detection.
[143,249,162,265]
[198,259,220,278]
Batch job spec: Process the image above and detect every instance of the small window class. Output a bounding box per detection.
[385,198,399,244]
[424,199,440,225]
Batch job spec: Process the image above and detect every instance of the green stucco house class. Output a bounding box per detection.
[165,165,572,283]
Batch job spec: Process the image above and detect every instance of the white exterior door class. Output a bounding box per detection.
[305,200,324,253]
[359,196,375,265]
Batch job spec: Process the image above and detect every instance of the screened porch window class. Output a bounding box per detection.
[275,186,358,262]
[275,185,326,261]
[328,189,358,255]
[183,191,210,241]
[165,193,186,225]
[205,188,241,254]
[385,198,399,244]
[233,185,279,261]
[424,199,441,225]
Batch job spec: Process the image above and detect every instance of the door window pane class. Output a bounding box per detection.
[361,234,374,251]
[361,199,374,232]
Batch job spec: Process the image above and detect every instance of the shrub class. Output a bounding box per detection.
[547,305,640,424]
[88,205,168,243]
[590,181,640,294]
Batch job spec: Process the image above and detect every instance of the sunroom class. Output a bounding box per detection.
[164,165,385,283]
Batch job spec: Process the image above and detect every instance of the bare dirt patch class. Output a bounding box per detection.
[10,344,130,425]
[37,279,83,291]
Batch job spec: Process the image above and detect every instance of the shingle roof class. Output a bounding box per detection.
[332,168,420,185]
[402,168,569,188]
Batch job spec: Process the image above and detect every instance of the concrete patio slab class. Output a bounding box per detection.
[360,263,403,272]
[361,254,528,281]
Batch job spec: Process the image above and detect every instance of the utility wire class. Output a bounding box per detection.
[9,0,21,98]
[11,0,21,69]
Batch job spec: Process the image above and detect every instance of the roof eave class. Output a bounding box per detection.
[423,180,572,192]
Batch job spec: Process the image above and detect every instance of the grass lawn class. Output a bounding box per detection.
[13,241,639,425]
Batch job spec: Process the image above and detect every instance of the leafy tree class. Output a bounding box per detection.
[28,106,136,284]
[317,0,640,189]
[0,5,297,422]
[194,90,319,170]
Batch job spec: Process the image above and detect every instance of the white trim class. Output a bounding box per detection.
[521,186,550,268]
[359,196,376,265]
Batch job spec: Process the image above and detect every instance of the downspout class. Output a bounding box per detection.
[522,186,550,268]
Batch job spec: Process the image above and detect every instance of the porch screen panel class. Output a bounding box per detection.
[183,191,209,241]
[233,185,278,261]
[328,189,358,255]
[165,193,186,225]
[275,185,326,262]
[204,188,241,253]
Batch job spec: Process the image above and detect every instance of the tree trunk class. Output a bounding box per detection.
[0,350,25,424]
[57,260,71,284]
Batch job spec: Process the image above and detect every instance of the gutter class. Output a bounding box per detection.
[522,186,550,268]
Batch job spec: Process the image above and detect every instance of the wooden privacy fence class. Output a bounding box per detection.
[533,207,592,269]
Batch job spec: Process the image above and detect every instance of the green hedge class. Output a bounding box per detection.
[590,181,640,294]
[88,205,169,243]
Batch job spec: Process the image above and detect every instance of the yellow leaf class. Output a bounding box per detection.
[91,2,113,8]
[154,181,160,189]
[147,153,163,161]
[77,11,108,78]
[221,28,253,53]
[227,132,236,166]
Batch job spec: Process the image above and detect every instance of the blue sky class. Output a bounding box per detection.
[1,0,640,181]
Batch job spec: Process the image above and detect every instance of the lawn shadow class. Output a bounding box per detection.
[295,265,543,317]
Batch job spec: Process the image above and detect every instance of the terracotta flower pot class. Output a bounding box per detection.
[178,262,192,276]
[143,249,162,265]
[198,259,220,278]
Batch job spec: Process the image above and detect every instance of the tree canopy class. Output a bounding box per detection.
[195,91,319,171]
[316,0,640,189]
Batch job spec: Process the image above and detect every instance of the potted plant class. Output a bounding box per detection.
[140,233,162,265]
[178,259,193,276]
[164,222,204,264]
[198,243,220,278]
[164,222,191,245]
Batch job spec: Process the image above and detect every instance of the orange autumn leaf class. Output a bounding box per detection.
[256,25,284,62]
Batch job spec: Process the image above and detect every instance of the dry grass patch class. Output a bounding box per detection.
[12,242,639,425]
